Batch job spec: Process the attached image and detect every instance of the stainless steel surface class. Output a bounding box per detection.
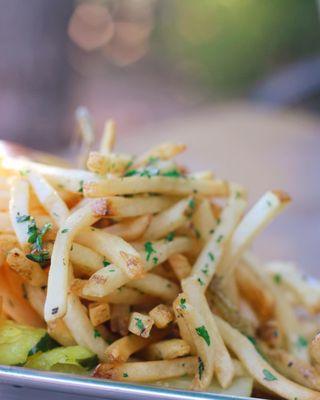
[0,366,256,400]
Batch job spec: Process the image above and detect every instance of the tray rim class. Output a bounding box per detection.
[0,365,260,400]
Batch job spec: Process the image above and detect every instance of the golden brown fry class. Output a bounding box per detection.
[94,356,197,382]
[149,304,174,329]
[110,304,130,336]
[127,274,179,303]
[104,215,151,241]
[143,339,190,360]
[261,343,320,391]
[134,142,186,167]
[89,302,111,327]
[236,261,275,323]
[7,248,47,287]
[105,330,168,364]
[215,316,320,400]
[168,254,192,281]
[128,312,154,338]
[84,177,229,198]
[100,119,116,155]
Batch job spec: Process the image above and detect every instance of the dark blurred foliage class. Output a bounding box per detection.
[154,0,320,94]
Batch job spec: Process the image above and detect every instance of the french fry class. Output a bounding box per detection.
[265,261,320,313]
[70,243,104,276]
[63,291,107,361]
[215,316,320,400]
[89,302,111,327]
[82,237,193,298]
[45,200,104,322]
[2,156,101,193]
[192,199,216,243]
[260,342,320,391]
[127,274,179,302]
[110,304,130,336]
[192,184,247,289]
[173,293,215,390]
[243,253,309,362]
[142,197,193,240]
[134,142,186,167]
[9,177,30,247]
[219,190,291,281]
[128,312,154,338]
[105,330,168,364]
[76,227,143,279]
[143,339,190,361]
[182,276,234,389]
[84,177,229,198]
[87,151,132,176]
[26,170,69,226]
[0,265,45,327]
[94,356,197,382]
[236,261,275,322]
[84,195,174,219]
[0,234,19,267]
[70,279,155,305]
[100,119,116,155]
[149,304,174,329]
[7,248,47,287]
[168,254,192,281]
[75,106,95,169]
[104,215,151,241]
[24,284,45,317]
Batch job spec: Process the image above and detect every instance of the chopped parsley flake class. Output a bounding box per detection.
[144,241,156,261]
[216,217,221,225]
[216,235,223,244]
[201,264,209,275]
[153,256,158,265]
[263,369,277,381]
[273,273,282,284]
[135,317,145,332]
[61,228,69,233]
[266,200,272,207]
[103,260,111,267]
[208,252,215,262]
[194,229,201,239]
[123,373,128,378]
[25,219,52,266]
[196,325,210,346]
[78,180,84,193]
[162,169,182,178]
[188,198,196,210]
[235,191,242,199]
[197,277,205,286]
[16,214,31,223]
[179,298,187,310]
[124,169,138,177]
[296,336,308,348]
[209,229,215,234]
[94,329,101,338]
[198,357,204,380]
[165,232,175,242]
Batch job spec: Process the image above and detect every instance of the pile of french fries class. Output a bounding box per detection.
[1,108,320,399]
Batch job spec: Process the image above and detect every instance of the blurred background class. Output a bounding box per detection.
[0,0,320,272]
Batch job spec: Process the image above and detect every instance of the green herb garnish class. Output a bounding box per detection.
[196,325,210,346]
[198,357,204,380]
[263,369,277,381]
[165,232,175,242]
[16,214,31,223]
[144,241,156,261]
[179,298,187,310]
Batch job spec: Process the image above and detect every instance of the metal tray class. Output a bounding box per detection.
[0,365,259,400]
